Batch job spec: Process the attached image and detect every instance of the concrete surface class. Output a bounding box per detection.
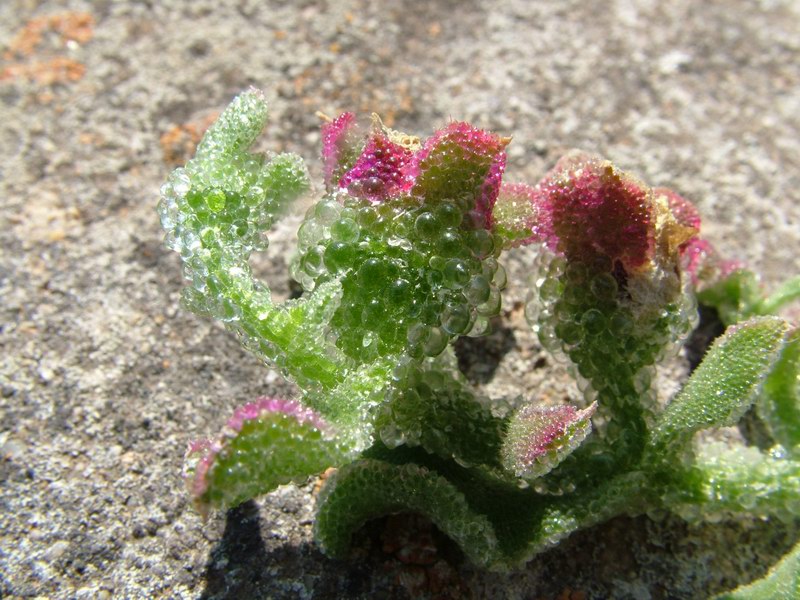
[1,1,798,598]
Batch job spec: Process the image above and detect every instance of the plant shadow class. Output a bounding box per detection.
[199,501,271,600]
[199,501,391,599]
[454,317,517,384]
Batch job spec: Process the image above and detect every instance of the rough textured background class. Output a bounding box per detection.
[1,1,799,598]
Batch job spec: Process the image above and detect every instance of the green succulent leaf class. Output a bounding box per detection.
[187,398,351,513]
[314,458,502,567]
[375,361,506,468]
[492,183,539,247]
[252,280,345,389]
[650,317,790,452]
[666,442,800,522]
[259,152,314,217]
[696,269,763,326]
[713,539,800,600]
[757,329,800,454]
[194,88,269,162]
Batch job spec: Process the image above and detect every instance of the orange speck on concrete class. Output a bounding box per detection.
[1,57,86,85]
[4,12,95,60]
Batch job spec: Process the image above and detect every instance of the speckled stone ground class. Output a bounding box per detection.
[1,1,798,598]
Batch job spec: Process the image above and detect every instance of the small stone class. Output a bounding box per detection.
[42,540,70,562]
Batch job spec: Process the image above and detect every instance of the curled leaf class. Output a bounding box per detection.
[186,397,349,513]
[314,459,500,566]
[501,402,597,479]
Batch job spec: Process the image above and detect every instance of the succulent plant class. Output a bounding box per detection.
[159,89,800,592]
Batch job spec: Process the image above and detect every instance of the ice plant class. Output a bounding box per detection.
[159,89,800,592]
[501,402,597,479]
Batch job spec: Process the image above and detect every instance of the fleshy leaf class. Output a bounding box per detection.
[696,268,763,325]
[158,91,363,390]
[757,329,800,454]
[650,317,790,451]
[713,539,800,600]
[524,154,697,480]
[339,133,414,201]
[187,397,350,513]
[492,183,541,247]
[375,361,505,468]
[411,121,509,226]
[314,459,501,567]
[322,112,361,189]
[314,447,657,570]
[194,87,269,164]
[502,402,597,479]
[535,151,655,272]
[667,442,800,523]
[260,152,313,218]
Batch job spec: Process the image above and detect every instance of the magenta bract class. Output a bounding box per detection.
[322,112,359,189]
[339,133,415,201]
[323,117,509,226]
[534,152,654,272]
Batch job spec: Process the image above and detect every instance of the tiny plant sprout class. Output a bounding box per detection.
[160,89,800,593]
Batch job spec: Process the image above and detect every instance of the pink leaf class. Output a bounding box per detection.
[502,402,597,479]
[186,397,331,499]
[339,133,415,201]
[322,112,359,189]
[535,151,654,273]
